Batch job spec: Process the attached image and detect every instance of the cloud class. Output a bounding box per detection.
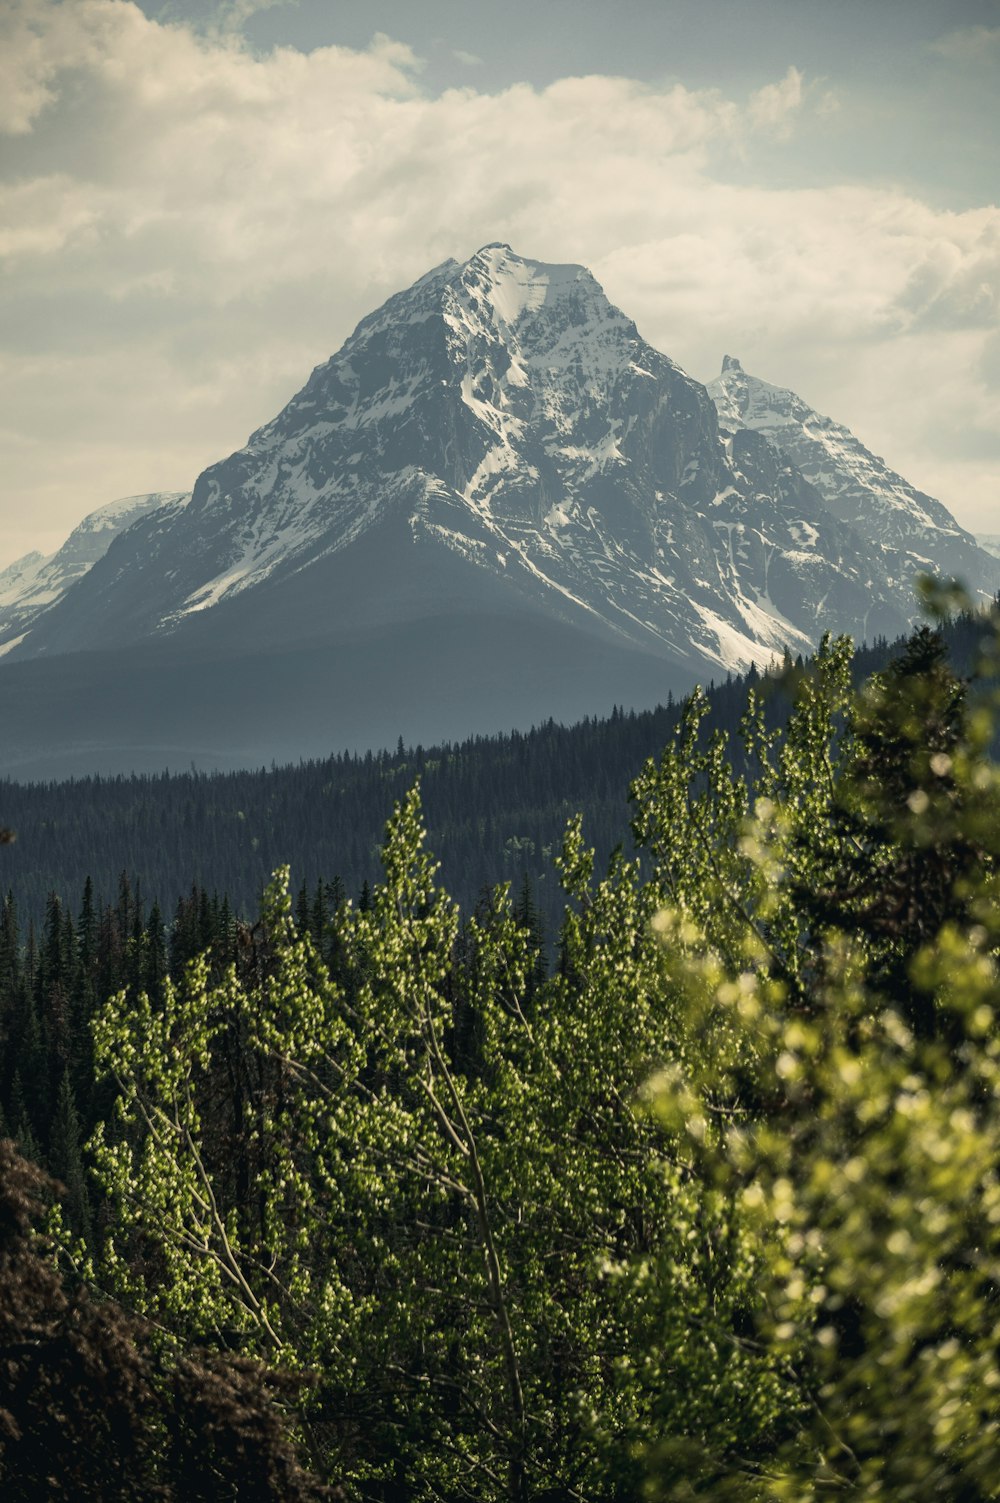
[0,7,801,301]
[0,0,998,557]
[452,49,483,68]
[209,0,299,37]
[747,66,804,140]
[929,25,1000,64]
[889,218,1000,332]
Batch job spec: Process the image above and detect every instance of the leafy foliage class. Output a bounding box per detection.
[5,597,1000,1498]
[88,783,794,1498]
[642,605,1000,1497]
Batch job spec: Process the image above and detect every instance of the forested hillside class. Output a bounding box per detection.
[6,614,992,937]
[2,596,1000,1497]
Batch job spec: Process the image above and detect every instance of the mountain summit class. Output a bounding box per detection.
[3,246,994,775]
[13,245,936,674]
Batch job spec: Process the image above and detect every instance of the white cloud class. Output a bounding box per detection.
[747,65,804,140]
[0,0,998,562]
[452,49,483,68]
[929,25,1000,64]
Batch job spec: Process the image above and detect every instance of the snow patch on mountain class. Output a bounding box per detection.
[0,492,189,645]
[9,248,984,677]
[0,632,28,659]
[0,553,47,612]
[708,357,999,599]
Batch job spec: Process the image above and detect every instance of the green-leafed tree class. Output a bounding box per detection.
[71,596,1000,1497]
[88,787,788,1499]
[642,603,1000,1498]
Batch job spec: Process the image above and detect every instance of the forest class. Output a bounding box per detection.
[2,592,1000,1499]
[2,618,991,939]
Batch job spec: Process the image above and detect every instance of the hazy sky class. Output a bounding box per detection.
[2,0,998,567]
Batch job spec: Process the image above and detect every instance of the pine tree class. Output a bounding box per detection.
[512,871,547,996]
[794,625,979,1037]
[48,1067,92,1242]
[8,1070,41,1164]
[0,893,22,1106]
[144,901,167,1008]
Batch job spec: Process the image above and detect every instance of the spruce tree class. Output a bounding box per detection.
[48,1067,92,1242]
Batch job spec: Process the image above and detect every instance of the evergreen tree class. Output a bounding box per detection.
[793,624,981,1037]
[143,901,167,1008]
[48,1067,92,1242]
[8,1071,41,1164]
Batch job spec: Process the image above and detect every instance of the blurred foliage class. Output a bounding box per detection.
[643,588,1000,1498]
[0,1140,333,1500]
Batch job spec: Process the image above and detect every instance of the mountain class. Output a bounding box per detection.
[708,357,999,598]
[0,492,189,652]
[979,535,1000,561]
[0,247,989,777]
[11,248,923,669]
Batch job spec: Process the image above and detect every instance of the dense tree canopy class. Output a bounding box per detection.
[3,598,999,1498]
[4,614,987,938]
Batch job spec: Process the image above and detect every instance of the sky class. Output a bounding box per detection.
[1,0,999,568]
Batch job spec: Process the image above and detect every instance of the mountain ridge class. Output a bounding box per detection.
[2,244,994,777]
[9,246,939,675]
[0,492,190,653]
[707,356,997,597]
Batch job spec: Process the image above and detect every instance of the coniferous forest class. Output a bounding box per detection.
[5,619,989,938]
[3,598,1000,1499]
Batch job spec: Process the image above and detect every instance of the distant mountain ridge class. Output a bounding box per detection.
[1,245,995,777]
[0,493,189,652]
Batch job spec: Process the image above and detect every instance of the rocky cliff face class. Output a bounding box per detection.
[14,247,929,676]
[708,356,999,600]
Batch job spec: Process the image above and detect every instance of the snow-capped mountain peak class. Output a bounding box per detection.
[10,249,995,683]
[707,358,997,596]
[0,491,189,651]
